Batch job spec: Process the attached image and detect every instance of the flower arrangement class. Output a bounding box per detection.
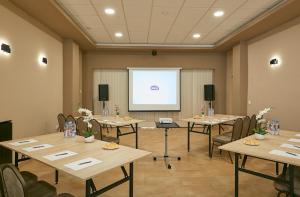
[253,127,267,135]
[78,108,94,141]
[256,107,272,129]
[114,105,120,116]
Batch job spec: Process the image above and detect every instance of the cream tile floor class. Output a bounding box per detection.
[19,127,279,197]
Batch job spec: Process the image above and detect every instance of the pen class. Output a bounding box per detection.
[293,145,300,149]
[55,153,68,156]
[33,145,44,149]
[18,140,30,144]
[286,152,297,156]
[78,161,92,165]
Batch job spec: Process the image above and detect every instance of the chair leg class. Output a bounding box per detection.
[277,191,281,197]
[211,142,215,158]
[228,151,233,164]
[241,155,248,168]
[219,149,222,155]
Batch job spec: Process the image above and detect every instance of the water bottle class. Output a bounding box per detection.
[71,121,76,137]
[64,121,70,137]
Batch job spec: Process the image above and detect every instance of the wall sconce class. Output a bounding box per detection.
[38,55,48,66]
[269,57,281,68]
[1,43,11,54]
[42,57,48,65]
[270,58,278,65]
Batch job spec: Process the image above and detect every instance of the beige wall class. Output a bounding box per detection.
[248,17,300,131]
[63,40,82,115]
[0,4,63,138]
[83,51,227,114]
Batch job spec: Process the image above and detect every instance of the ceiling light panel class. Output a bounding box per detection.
[166,8,207,43]
[123,0,152,43]
[91,0,129,43]
[148,4,184,43]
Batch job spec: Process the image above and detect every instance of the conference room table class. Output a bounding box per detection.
[182,114,242,158]
[220,130,300,197]
[92,115,144,149]
[0,133,150,197]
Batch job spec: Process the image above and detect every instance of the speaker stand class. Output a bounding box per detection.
[102,101,109,116]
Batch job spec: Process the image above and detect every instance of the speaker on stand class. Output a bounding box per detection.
[98,84,109,116]
[204,84,215,115]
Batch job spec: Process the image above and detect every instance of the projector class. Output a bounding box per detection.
[159,118,173,124]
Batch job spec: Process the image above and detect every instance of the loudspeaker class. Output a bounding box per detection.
[152,50,157,56]
[204,84,215,101]
[98,84,109,101]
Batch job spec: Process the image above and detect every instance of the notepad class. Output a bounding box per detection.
[10,139,37,146]
[288,138,300,143]
[64,157,102,171]
[269,149,300,159]
[280,143,300,150]
[43,150,77,161]
[23,144,53,152]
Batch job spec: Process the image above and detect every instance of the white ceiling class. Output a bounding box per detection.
[57,0,283,46]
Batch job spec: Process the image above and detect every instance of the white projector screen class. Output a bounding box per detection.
[128,68,181,111]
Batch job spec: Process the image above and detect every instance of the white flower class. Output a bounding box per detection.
[256,107,272,120]
[257,119,266,124]
[78,107,93,123]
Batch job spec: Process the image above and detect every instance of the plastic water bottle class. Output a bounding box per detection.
[70,121,76,137]
[64,121,75,138]
[64,121,70,137]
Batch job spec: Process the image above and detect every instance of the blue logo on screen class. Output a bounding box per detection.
[150,85,159,91]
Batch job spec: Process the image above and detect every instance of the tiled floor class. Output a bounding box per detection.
[19,127,279,196]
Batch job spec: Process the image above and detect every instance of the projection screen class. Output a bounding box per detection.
[128,68,181,111]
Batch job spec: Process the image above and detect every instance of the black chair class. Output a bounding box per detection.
[90,119,119,143]
[241,114,257,168]
[57,113,66,132]
[65,115,76,125]
[212,118,243,163]
[76,117,88,136]
[240,116,251,139]
[274,165,300,196]
[0,163,56,197]
[247,114,257,136]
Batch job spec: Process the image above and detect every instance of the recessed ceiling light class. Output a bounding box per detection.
[214,10,224,17]
[115,32,123,38]
[192,33,201,39]
[104,8,115,15]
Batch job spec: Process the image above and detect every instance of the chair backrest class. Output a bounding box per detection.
[231,118,243,141]
[0,164,26,197]
[76,117,88,136]
[66,115,76,124]
[90,119,102,140]
[240,116,251,138]
[57,113,66,132]
[248,114,257,135]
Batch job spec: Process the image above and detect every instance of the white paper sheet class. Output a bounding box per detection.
[43,150,77,161]
[288,138,300,143]
[10,139,38,146]
[23,144,53,152]
[295,134,300,137]
[269,149,300,159]
[64,157,102,171]
[280,143,300,150]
